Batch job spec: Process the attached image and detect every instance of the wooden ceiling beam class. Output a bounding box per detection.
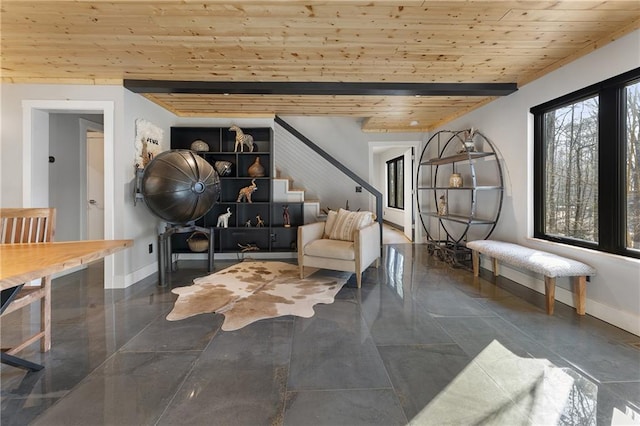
[124,80,517,97]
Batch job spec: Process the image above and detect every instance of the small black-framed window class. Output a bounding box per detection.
[387,156,404,210]
[532,67,640,259]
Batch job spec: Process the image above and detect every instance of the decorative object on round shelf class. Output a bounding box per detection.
[214,160,233,176]
[463,128,476,152]
[247,156,265,177]
[437,195,448,216]
[187,231,209,252]
[141,150,220,224]
[449,173,463,188]
[190,139,209,152]
[283,205,290,227]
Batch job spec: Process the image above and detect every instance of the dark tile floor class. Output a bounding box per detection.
[1,244,639,425]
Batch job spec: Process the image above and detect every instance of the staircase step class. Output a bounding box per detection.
[303,200,327,224]
[273,178,305,203]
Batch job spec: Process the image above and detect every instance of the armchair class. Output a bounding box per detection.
[298,209,381,288]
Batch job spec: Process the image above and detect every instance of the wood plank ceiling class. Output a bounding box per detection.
[2,1,639,132]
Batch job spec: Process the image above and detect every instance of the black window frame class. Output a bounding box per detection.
[386,155,404,210]
[532,66,640,259]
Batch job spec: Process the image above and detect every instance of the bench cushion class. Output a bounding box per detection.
[466,240,596,278]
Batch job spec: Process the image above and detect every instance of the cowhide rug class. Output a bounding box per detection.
[166,261,351,331]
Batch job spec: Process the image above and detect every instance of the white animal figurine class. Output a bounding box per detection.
[230,125,254,152]
[217,207,232,228]
[237,179,257,203]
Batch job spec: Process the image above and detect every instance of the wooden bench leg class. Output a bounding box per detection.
[472,250,479,277]
[492,258,499,277]
[544,276,555,315]
[573,276,586,315]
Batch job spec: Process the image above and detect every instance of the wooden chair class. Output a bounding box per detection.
[1,208,56,354]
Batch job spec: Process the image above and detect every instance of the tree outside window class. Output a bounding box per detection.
[533,68,640,259]
[627,81,640,252]
[542,96,599,243]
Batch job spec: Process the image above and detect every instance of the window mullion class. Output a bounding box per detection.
[599,86,624,253]
[533,114,545,238]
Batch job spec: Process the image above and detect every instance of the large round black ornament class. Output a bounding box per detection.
[141,150,220,224]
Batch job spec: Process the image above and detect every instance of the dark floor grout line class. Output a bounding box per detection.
[154,321,224,426]
[117,349,211,353]
[275,317,295,426]
[373,342,463,349]
[285,386,398,393]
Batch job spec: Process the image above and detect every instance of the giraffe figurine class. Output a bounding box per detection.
[230,125,254,152]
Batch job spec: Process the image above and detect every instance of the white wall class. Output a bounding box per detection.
[0,84,176,287]
[120,89,177,285]
[276,116,423,213]
[432,30,640,334]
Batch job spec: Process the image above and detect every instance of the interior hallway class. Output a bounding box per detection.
[383,223,412,245]
[1,243,639,425]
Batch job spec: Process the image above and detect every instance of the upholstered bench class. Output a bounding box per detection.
[466,240,596,315]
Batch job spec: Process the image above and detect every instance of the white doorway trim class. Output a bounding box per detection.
[22,100,116,287]
[368,140,423,244]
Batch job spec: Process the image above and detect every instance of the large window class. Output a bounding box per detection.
[387,156,404,210]
[532,67,640,258]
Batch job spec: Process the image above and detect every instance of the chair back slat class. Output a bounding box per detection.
[0,208,56,244]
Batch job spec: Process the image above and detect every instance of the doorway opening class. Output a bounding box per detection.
[22,100,116,287]
[369,140,422,243]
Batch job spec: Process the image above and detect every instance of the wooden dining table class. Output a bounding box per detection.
[0,239,133,371]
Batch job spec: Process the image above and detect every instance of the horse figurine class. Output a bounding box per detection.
[230,125,254,152]
[237,179,257,203]
[216,207,232,228]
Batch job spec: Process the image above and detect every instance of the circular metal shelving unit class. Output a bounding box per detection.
[416,129,504,266]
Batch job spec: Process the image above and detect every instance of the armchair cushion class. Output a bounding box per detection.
[328,208,375,241]
[304,239,355,261]
[323,210,339,238]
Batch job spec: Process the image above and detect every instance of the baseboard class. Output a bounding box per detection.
[122,262,158,289]
[481,258,640,336]
[383,219,403,230]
